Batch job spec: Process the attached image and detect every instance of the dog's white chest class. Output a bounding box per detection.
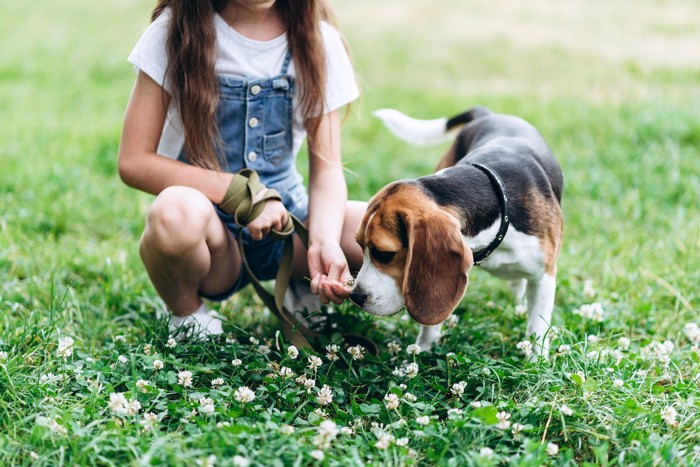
[465,221,544,280]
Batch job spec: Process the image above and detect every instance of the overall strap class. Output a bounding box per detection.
[279,48,293,75]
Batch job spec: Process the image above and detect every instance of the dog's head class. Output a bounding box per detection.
[350,181,474,325]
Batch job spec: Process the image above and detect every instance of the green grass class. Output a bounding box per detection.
[2,0,700,465]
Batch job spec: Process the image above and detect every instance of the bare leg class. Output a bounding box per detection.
[139,186,242,316]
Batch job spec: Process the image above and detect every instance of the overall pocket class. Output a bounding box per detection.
[263,131,290,166]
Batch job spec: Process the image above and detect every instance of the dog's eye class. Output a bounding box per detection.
[371,247,396,264]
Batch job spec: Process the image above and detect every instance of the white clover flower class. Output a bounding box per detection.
[613,378,624,388]
[177,370,193,387]
[618,337,630,351]
[108,392,129,414]
[416,415,430,426]
[446,314,460,329]
[136,379,150,393]
[317,385,333,406]
[387,341,402,354]
[279,424,295,435]
[310,450,324,461]
[286,345,299,359]
[258,345,271,355]
[117,355,128,365]
[546,442,559,455]
[479,447,494,458]
[404,362,419,379]
[232,455,249,467]
[231,358,242,366]
[56,336,74,358]
[451,381,467,396]
[406,344,422,355]
[0,351,8,361]
[496,411,511,429]
[234,386,256,403]
[516,340,533,357]
[447,408,464,419]
[165,338,177,348]
[512,422,525,433]
[313,420,338,450]
[303,378,316,392]
[573,302,604,322]
[308,356,323,370]
[199,397,215,415]
[661,406,679,427]
[325,344,339,362]
[384,393,400,410]
[127,399,141,415]
[347,345,366,360]
[340,426,354,436]
[557,345,571,355]
[684,323,700,344]
[390,437,406,447]
[560,405,573,416]
[375,433,395,449]
[470,400,483,409]
[40,373,61,385]
[48,419,68,435]
[587,334,598,344]
[143,344,152,355]
[211,378,224,389]
[151,360,163,371]
[641,340,674,365]
[140,412,158,432]
[249,337,259,345]
[403,393,417,402]
[278,366,294,378]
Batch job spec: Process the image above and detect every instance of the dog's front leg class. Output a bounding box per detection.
[525,274,557,360]
[416,324,442,351]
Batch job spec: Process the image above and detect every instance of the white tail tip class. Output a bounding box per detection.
[373,109,451,146]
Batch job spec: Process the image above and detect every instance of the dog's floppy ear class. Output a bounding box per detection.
[402,208,473,325]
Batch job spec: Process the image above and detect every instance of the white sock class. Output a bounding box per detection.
[170,304,223,337]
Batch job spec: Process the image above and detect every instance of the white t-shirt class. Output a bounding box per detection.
[128,9,359,160]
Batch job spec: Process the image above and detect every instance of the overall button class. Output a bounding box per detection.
[249,117,259,128]
[247,151,258,162]
[250,85,261,95]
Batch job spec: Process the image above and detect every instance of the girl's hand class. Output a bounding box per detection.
[308,241,353,305]
[246,194,288,241]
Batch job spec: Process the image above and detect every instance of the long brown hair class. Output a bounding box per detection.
[151,0,345,170]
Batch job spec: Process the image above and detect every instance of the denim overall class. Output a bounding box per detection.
[187,50,309,298]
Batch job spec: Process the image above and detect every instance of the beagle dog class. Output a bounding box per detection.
[350,106,563,358]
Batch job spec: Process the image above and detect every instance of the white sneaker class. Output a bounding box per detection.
[169,305,224,339]
[283,279,328,330]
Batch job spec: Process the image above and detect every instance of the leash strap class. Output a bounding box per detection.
[470,163,511,264]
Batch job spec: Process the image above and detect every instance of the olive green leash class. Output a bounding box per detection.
[221,169,376,353]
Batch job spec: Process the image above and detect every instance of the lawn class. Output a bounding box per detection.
[1,0,699,465]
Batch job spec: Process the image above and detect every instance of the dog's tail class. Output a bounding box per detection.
[373,106,492,146]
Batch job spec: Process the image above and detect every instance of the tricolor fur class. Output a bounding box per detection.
[351,106,564,358]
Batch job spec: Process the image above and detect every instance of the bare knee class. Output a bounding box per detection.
[140,186,214,257]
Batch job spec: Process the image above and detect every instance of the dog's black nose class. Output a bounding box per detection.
[349,290,367,308]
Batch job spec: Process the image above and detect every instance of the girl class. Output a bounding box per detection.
[118,0,363,335]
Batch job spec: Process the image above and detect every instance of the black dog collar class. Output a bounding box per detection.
[470,163,511,264]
